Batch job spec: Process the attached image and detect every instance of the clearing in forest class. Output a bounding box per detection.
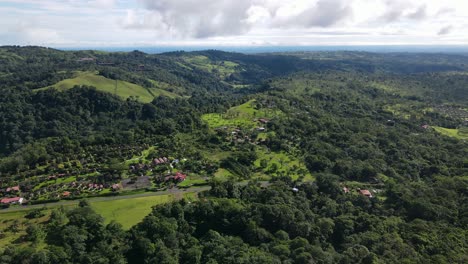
[37,71,165,103]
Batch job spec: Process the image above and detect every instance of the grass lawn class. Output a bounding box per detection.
[148,79,183,97]
[254,147,314,181]
[214,168,234,181]
[433,126,468,140]
[91,195,174,229]
[37,71,156,103]
[33,176,77,191]
[0,206,76,248]
[202,99,283,129]
[124,146,156,165]
[182,55,239,79]
[178,179,207,187]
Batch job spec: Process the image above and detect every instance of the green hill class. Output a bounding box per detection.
[38,72,159,103]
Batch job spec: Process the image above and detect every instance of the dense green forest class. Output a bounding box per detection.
[0,46,467,263]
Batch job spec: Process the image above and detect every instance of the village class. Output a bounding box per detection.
[0,142,203,209]
[0,111,386,209]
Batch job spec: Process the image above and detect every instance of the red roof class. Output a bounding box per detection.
[62,191,71,197]
[6,186,20,192]
[1,197,22,204]
[174,172,186,181]
[359,189,372,197]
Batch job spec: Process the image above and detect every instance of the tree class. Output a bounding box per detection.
[25,223,45,244]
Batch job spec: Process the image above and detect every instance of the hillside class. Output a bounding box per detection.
[0,46,467,263]
[37,71,158,103]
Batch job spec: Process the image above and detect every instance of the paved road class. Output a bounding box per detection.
[0,186,211,213]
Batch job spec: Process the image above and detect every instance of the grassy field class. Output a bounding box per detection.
[182,55,239,79]
[0,205,75,248]
[254,147,314,181]
[202,99,282,129]
[38,71,156,103]
[91,194,174,229]
[148,80,183,97]
[433,126,468,140]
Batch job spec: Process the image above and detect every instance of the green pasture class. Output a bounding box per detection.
[91,195,174,229]
[182,55,239,79]
[202,99,282,129]
[38,72,156,103]
[433,126,468,140]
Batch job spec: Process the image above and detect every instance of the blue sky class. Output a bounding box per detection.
[0,0,466,47]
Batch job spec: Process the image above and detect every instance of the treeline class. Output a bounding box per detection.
[0,177,466,263]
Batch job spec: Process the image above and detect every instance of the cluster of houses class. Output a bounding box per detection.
[216,117,271,145]
[129,156,177,173]
[1,185,24,205]
[153,157,170,165]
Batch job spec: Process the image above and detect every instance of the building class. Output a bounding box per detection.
[343,187,350,194]
[165,172,187,182]
[6,186,20,192]
[1,197,24,205]
[258,118,269,124]
[359,189,373,198]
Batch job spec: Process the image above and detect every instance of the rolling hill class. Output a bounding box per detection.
[37,71,177,103]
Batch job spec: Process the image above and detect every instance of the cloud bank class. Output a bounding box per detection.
[0,0,467,46]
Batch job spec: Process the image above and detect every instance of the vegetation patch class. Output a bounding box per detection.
[182,55,240,79]
[254,147,313,181]
[202,99,282,129]
[433,126,468,140]
[91,194,174,229]
[38,71,156,103]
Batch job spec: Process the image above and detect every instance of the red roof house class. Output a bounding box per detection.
[165,172,187,182]
[174,172,186,181]
[1,197,24,204]
[6,186,20,192]
[62,191,71,197]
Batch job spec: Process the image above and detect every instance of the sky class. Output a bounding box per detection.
[0,0,467,47]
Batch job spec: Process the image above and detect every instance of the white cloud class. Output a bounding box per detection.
[0,0,467,46]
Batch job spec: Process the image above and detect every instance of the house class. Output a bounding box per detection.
[258,118,269,124]
[359,189,373,198]
[6,186,20,193]
[1,197,24,205]
[421,124,430,129]
[257,127,266,132]
[343,187,350,194]
[112,184,121,191]
[165,172,187,182]
[62,191,71,197]
[174,172,186,182]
